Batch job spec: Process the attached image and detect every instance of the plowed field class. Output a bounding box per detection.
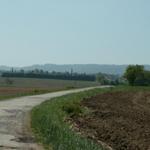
[73,91,150,150]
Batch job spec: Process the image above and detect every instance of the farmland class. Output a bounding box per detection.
[31,86,150,150]
[74,88,150,150]
[0,77,99,100]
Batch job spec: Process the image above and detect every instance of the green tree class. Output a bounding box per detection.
[124,65,144,86]
[134,71,150,86]
[96,73,110,85]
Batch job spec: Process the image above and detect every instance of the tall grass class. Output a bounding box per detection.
[31,88,111,150]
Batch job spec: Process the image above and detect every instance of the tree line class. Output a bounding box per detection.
[2,65,149,86]
[1,69,96,81]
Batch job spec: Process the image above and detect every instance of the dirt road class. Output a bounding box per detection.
[0,86,106,150]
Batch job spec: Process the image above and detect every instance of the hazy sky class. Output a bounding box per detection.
[0,0,150,66]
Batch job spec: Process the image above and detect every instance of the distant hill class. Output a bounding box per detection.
[0,64,150,75]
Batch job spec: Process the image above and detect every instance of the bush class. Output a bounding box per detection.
[62,102,83,117]
[33,89,40,93]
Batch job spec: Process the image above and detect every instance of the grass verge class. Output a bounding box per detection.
[31,88,112,150]
[31,86,150,150]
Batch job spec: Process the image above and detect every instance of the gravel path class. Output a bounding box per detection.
[0,86,107,150]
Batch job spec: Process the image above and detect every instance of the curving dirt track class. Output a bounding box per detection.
[0,86,107,150]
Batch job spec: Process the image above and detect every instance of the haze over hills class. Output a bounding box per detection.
[0,64,150,75]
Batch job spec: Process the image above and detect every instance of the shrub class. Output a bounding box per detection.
[62,102,82,117]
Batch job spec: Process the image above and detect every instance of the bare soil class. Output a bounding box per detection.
[72,91,150,150]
